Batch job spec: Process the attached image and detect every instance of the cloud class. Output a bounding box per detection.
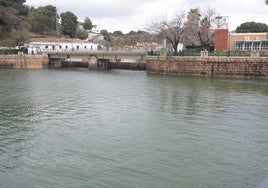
[27,0,154,18]
[212,0,268,30]
[25,0,268,33]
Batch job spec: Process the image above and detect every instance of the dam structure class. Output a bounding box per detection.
[48,51,147,70]
[1,51,268,78]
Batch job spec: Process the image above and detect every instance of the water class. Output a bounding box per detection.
[0,69,268,188]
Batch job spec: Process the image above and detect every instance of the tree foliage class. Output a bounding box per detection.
[184,7,216,47]
[76,30,88,40]
[28,5,58,35]
[200,7,216,29]
[185,8,201,45]
[236,22,268,33]
[1,1,92,46]
[0,0,29,45]
[98,29,157,49]
[7,21,30,47]
[60,11,78,38]
[100,29,111,42]
[0,0,27,14]
[113,30,124,36]
[147,8,216,52]
[83,17,93,31]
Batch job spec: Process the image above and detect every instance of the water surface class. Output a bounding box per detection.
[0,69,268,188]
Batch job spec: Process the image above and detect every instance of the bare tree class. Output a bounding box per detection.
[185,8,201,46]
[148,11,186,54]
[198,7,217,45]
[7,21,30,47]
[185,7,216,47]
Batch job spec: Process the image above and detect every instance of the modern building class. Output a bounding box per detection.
[229,32,268,51]
[27,38,98,54]
[214,30,268,51]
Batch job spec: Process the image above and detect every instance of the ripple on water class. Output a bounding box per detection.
[0,70,268,188]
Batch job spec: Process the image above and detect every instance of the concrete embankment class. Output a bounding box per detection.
[2,54,268,79]
[0,54,49,69]
[146,56,268,78]
[0,54,145,70]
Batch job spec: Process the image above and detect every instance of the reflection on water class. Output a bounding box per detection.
[0,89,35,174]
[0,69,268,188]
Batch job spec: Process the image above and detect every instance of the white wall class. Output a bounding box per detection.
[28,42,98,54]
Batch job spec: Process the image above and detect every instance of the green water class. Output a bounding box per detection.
[0,69,268,188]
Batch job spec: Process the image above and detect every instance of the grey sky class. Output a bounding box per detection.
[25,0,268,33]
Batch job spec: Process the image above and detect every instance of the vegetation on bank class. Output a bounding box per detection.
[236,22,268,33]
[0,48,27,55]
[0,0,158,49]
[0,0,268,56]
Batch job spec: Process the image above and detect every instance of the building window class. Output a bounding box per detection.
[77,46,79,50]
[91,45,93,50]
[52,45,55,50]
[236,42,243,51]
[45,45,48,49]
[59,46,62,49]
[84,46,87,49]
[261,41,268,50]
[253,42,260,50]
[66,46,68,49]
[244,42,252,51]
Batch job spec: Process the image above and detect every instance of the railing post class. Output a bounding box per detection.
[251,50,259,57]
[200,50,209,57]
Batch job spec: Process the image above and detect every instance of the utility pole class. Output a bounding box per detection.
[215,15,229,29]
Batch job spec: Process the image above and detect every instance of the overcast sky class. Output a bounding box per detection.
[25,0,268,33]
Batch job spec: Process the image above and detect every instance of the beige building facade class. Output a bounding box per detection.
[228,33,268,51]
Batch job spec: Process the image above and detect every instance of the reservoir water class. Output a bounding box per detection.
[0,69,268,188]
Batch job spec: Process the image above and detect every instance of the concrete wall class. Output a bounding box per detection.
[0,54,49,69]
[146,56,268,78]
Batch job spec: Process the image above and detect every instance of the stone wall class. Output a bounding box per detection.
[0,54,49,69]
[146,56,268,78]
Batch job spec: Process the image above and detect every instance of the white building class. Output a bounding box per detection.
[27,38,99,54]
